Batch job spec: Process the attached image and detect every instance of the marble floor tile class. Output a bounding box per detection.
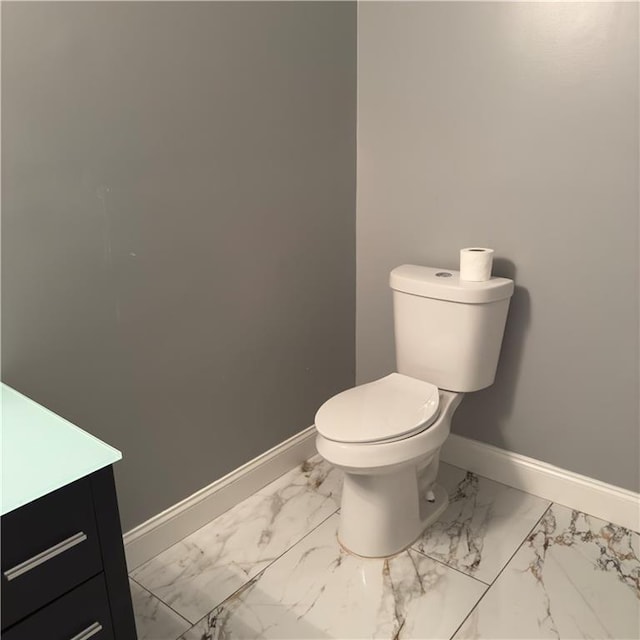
[129,579,191,640]
[131,455,342,623]
[413,463,551,583]
[454,503,640,639]
[180,514,487,640]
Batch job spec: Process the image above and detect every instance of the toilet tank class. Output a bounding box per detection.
[390,265,514,392]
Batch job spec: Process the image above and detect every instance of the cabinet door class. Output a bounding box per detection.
[2,574,114,640]
[1,477,103,628]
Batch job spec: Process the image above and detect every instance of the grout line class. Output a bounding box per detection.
[258,505,341,577]
[128,575,193,629]
[126,462,343,632]
[131,455,341,633]
[130,503,340,635]
[183,564,273,633]
[410,546,491,587]
[447,503,553,640]
[183,507,341,633]
[488,502,552,589]
[409,466,553,588]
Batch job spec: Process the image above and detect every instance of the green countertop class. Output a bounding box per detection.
[1,384,121,516]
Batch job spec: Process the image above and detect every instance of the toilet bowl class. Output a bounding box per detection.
[314,264,514,558]
[315,373,463,557]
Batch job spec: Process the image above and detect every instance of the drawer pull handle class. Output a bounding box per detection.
[69,622,103,640]
[3,531,88,581]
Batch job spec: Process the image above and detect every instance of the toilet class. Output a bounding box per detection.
[315,264,514,558]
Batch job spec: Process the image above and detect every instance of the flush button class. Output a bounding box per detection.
[435,272,452,278]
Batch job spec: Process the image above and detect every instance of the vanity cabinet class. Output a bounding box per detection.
[1,384,137,639]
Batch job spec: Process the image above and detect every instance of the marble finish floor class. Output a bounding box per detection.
[129,456,640,639]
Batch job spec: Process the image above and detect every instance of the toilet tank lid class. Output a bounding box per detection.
[390,265,514,304]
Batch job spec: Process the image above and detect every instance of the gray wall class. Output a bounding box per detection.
[2,1,356,529]
[357,2,639,491]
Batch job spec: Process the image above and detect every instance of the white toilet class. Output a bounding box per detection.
[315,264,514,558]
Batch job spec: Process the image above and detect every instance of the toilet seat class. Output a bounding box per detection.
[314,373,440,445]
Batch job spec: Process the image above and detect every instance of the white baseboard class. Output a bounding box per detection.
[123,426,317,570]
[124,428,639,571]
[441,433,640,533]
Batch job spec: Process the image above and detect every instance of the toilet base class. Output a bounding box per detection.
[337,467,449,558]
[418,483,449,536]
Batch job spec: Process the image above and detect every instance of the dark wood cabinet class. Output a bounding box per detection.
[1,466,137,639]
[3,575,115,640]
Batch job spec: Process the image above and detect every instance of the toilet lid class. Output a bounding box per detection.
[315,373,440,444]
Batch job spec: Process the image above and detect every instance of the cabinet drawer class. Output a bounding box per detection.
[1,477,103,628]
[2,573,114,640]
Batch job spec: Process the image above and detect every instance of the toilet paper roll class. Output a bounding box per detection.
[460,247,494,281]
